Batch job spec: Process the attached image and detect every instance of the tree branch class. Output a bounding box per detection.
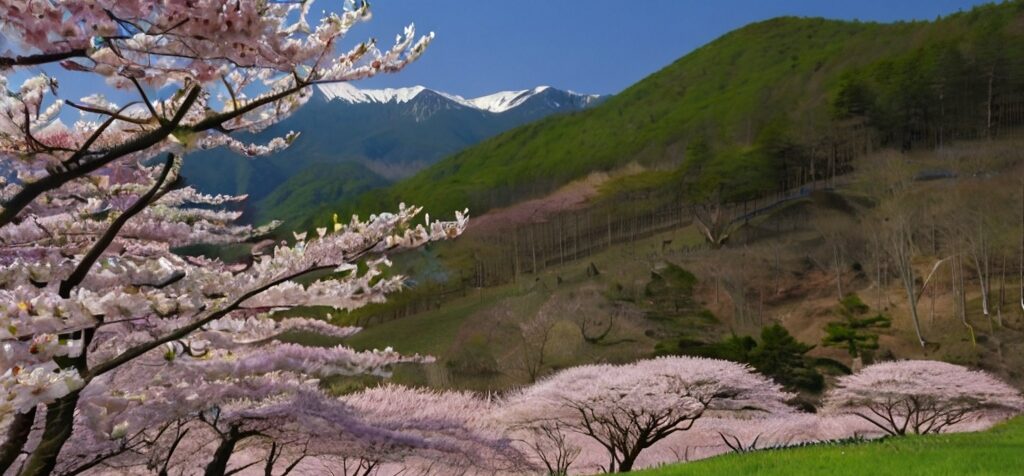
[0,407,36,474]
[0,86,200,228]
[58,154,177,298]
[190,83,306,133]
[129,76,163,123]
[65,100,150,125]
[87,263,332,379]
[0,49,88,68]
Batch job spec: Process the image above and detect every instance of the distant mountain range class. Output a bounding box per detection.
[180,84,603,226]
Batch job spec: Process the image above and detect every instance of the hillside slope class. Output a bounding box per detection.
[252,162,389,227]
[331,3,1024,224]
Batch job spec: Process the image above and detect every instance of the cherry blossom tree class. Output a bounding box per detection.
[52,382,523,476]
[823,360,1024,436]
[0,2,483,475]
[336,384,527,475]
[501,357,794,473]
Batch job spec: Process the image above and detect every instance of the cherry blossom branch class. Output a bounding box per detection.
[61,102,140,167]
[0,49,89,69]
[64,101,150,125]
[128,77,162,123]
[86,252,373,380]
[0,86,200,227]
[190,83,308,133]
[59,154,177,298]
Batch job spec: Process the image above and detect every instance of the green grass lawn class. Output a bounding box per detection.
[635,417,1024,475]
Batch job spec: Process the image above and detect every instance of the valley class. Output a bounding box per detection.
[180,83,603,230]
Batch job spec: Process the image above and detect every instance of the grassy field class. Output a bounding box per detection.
[635,417,1024,476]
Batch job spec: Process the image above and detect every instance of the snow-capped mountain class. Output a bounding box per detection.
[182,83,605,225]
[318,83,602,116]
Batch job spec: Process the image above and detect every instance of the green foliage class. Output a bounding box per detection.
[822,293,892,358]
[839,293,871,314]
[830,6,1024,147]
[832,72,875,119]
[749,324,825,392]
[665,324,824,392]
[253,162,389,231]
[644,263,698,311]
[445,334,500,376]
[640,264,719,342]
[664,334,758,363]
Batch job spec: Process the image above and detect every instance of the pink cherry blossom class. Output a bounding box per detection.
[823,360,1024,435]
[501,357,795,473]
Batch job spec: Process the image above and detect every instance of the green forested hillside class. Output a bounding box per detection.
[252,162,389,228]
[319,2,1024,225]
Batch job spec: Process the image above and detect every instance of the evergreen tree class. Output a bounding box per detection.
[822,294,892,359]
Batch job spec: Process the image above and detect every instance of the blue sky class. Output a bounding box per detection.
[18,0,994,103]
[352,0,994,96]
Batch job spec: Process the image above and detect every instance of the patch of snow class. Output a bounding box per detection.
[318,82,429,104]
[465,86,551,113]
[317,83,600,113]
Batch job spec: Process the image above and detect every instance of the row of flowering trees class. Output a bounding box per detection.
[47,356,1015,475]
[497,358,1023,475]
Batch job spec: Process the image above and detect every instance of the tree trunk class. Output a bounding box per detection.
[998,253,1006,327]
[607,213,612,249]
[894,227,926,348]
[531,228,537,274]
[617,448,642,473]
[901,270,927,349]
[19,392,81,476]
[264,441,279,476]
[512,233,520,284]
[987,68,995,140]
[876,242,883,309]
[0,407,36,473]
[834,244,844,300]
[204,429,247,476]
[956,255,976,346]
[975,251,991,318]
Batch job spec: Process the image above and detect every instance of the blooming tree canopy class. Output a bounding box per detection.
[823,360,1024,435]
[0,2,489,475]
[501,357,794,473]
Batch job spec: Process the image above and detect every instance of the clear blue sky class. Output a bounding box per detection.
[353,0,994,96]
[18,0,995,103]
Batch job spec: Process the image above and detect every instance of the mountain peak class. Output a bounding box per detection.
[318,82,431,104]
[316,83,600,113]
[466,86,553,113]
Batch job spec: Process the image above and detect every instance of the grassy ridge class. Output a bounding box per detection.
[321,3,1022,225]
[636,416,1024,476]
